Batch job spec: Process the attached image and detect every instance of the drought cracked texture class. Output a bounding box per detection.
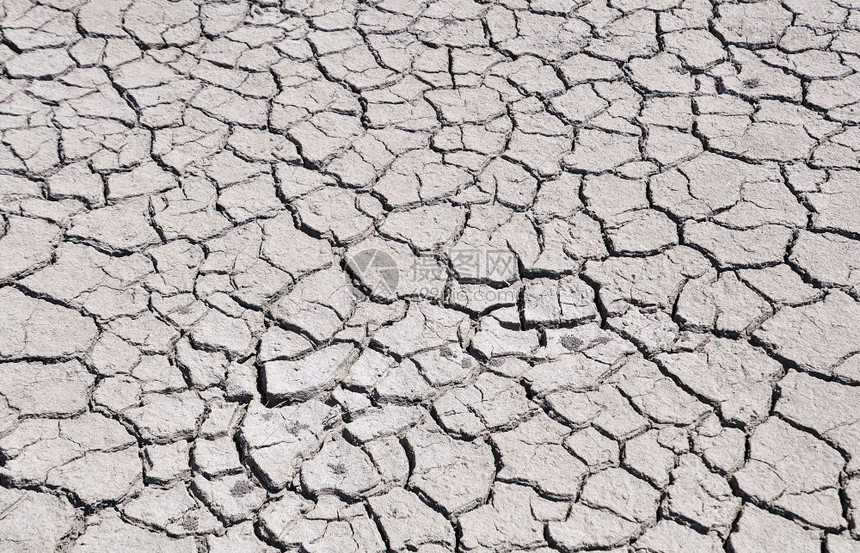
[0,0,859,551]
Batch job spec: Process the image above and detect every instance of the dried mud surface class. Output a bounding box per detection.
[1,0,859,551]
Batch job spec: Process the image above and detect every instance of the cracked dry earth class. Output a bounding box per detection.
[2,0,860,552]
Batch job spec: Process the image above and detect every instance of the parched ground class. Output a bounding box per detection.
[1,0,860,551]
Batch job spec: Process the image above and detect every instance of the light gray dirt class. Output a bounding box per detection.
[0,0,859,551]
